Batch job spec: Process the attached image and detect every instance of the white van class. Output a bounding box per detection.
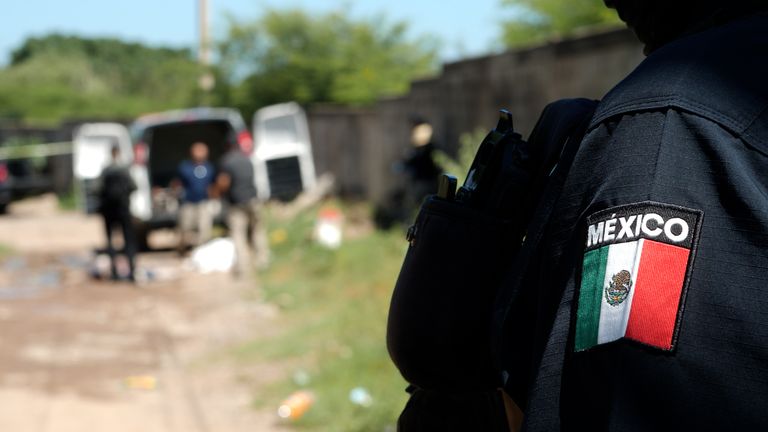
[72,122,133,214]
[252,102,316,201]
[128,107,253,246]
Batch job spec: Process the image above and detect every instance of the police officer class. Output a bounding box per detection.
[216,142,269,277]
[499,1,768,430]
[98,145,137,282]
[402,119,442,210]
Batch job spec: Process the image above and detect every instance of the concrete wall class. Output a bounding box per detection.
[307,106,379,197]
[307,27,645,203]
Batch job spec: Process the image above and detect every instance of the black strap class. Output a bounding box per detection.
[491,99,597,395]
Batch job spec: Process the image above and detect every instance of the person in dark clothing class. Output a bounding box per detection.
[374,120,443,229]
[99,145,137,282]
[402,120,442,209]
[495,2,768,430]
[217,145,269,276]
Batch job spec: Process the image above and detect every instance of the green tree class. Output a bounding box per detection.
[218,9,439,117]
[500,0,621,48]
[0,35,205,124]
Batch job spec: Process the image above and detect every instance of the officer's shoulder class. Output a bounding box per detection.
[591,14,768,140]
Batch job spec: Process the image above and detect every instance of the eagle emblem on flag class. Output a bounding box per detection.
[605,270,632,306]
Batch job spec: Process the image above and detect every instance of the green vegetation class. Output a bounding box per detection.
[432,128,487,186]
[0,34,204,124]
[0,9,437,126]
[218,8,439,119]
[235,202,409,431]
[57,185,78,211]
[0,3,621,125]
[0,243,13,258]
[500,0,622,48]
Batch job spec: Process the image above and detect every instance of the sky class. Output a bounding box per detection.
[0,0,509,66]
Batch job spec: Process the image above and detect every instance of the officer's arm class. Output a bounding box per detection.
[216,172,231,194]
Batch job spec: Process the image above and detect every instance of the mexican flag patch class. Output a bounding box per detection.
[574,202,703,352]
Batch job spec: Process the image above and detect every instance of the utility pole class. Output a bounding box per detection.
[198,0,210,66]
[198,0,215,101]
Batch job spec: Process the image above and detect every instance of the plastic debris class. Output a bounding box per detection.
[314,207,343,249]
[292,369,311,387]
[277,390,315,420]
[189,238,236,273]
[270,228,288,246]
[124,375,157,390]
[349,387,373,407]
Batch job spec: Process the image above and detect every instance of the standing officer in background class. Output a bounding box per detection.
[402,118,442,211]
[98,145,137,282]
[217,142,269,277]
[497,1,768,430]
[176,142,215,254]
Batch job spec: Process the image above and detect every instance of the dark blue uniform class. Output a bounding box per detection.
[502,13,768,430]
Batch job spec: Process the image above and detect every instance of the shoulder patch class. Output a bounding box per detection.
[574,201,703,352]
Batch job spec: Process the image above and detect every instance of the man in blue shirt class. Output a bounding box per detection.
[177,142,215,253]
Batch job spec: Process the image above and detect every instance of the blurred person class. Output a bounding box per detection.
[217,142,269,277]
[176,142,215,253]
[375,118,443,229]
[98,145,137,282]
[402,118,441,209]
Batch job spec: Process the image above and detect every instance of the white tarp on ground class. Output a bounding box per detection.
[188,237,236,273]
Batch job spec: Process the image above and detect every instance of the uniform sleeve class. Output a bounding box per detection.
[510,108,768,427]
[502,109,691,406]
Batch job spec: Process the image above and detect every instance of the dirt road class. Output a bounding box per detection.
[0,196,287,432]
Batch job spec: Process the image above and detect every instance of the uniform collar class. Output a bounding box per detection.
[590,13,768,138]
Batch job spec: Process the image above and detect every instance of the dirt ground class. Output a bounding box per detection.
[0,195,288,432]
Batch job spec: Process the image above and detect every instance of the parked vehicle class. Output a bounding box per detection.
[252,102,316,201]
[72,122,133,214]
[0,139,58,214]
[129,107,254,246]
[0,161,9,213]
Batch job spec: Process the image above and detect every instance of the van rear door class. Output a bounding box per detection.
[252,102,316,201]
[73,123,132,213]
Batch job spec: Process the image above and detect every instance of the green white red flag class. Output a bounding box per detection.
[575,202,703,352]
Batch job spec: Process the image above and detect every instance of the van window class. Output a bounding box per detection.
[262,115,299,146]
